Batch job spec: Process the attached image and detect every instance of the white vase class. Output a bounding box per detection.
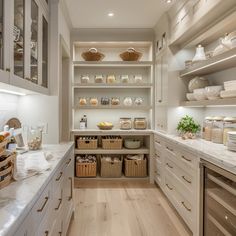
[192,45,206,61]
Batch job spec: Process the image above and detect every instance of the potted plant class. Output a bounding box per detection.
[177,115,201,139]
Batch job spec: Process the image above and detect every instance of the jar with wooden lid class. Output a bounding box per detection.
[223,117,236,145]
[211,116,224,144]
[134,118,147,130]
[203,117,214,141]
[120,118,132,130]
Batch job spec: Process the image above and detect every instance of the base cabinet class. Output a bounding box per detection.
[154,134,200,236]
[13,149,74,236]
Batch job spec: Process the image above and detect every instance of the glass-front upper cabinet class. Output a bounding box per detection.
[14,0,25,78]
[0,0,3,70]
[30,0,38,84]
[42,16,48,88]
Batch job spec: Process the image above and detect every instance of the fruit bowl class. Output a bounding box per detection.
[97,122,113,130]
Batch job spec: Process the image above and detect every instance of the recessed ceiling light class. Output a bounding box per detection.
[108,12,114,17]
[166,0,172,3]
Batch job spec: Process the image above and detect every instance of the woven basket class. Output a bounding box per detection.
[0,153,16,189]
[81,48,105,61]
[77,137,98,149]
[76,162,97,177]
[102,136,122,149]
[120,48,142,61]
[100,156,123,178]
[124,158,147,177]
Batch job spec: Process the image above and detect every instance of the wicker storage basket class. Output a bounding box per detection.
[0,152,16,189]
[100,156,123,178]
[124,158,147,177]
[77,137,98,149]
[120,48,142,61]
[76,162,97,177]
[81,48,105,61]
[102,136,122,149]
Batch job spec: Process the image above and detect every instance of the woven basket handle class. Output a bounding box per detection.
[127,48,136,53]
[89,48,98,53]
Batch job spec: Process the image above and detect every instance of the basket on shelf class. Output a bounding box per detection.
[100,155,123,178]
[124,155,147,177]
[81,48,105,61]
[76,155,97,177]
[120,48,142,61]
[77,136,98,149]
[102,136,123,149]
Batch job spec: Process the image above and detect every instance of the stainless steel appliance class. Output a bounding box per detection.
[200,160,236,236]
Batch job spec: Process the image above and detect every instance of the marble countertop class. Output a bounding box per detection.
[154,131,236,175]
[0,142,74,236]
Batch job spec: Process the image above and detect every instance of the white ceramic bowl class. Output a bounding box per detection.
[205,86,223,100]
[188,77,209,93]
[186,93,196,101]
[193,88,207,101]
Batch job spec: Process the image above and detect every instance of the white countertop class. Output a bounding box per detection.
[0,142,74,236]
[154,131,236,175]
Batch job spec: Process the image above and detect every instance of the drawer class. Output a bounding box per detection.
[164,141,177,157]
[165,155,194,192]
[52,187,63,220]
[52,165,65,193]
[177,148,198,169]
[154,148,162,162]
[154,135,162,147]
[31,182,52,231]
[164,175,194,231]
[35,210,54,236]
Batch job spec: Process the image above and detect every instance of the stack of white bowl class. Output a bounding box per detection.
[220,80,236,98]
[227,131,236,152]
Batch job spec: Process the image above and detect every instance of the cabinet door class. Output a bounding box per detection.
[0,0,10,83]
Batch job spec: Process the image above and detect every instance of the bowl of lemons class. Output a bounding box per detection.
[97,122,114,130]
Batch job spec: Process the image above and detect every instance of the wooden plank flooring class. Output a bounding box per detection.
[67,180,192,236]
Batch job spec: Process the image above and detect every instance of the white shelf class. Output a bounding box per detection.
[73,83,153,89]
[180,48,236,79]
[71,129,153,136]
[75,147,150,155]
[180,98,236,107]
[73,61,153,67]
[74,105,152,110]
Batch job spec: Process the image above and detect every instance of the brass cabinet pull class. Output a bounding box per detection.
[181,155,191,162]
[181,201,191,212]
[166,146,174,152]
[155,154,160,159]
[68,177,73,201]
[166,183,173,190]
[5,68,10,72]
[55,198,62,210]
[66,158,72,165]
[166,163,173,169]
[56,172,63,181]
[182,175,192,184]
[45,230,49,236]
[37,196,49,212]
[155,140,161,144]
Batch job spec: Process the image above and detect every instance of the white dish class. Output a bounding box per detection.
[205,86,223,100]
[220,90,236,98]
[186,93,196,101]
[188,77,209,93]
[193,88,207,101]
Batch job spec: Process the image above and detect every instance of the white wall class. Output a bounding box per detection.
[0,93,19,130]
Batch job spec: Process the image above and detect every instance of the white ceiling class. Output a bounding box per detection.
[64,0,174,29]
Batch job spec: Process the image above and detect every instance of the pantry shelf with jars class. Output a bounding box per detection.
[71,41,154,180]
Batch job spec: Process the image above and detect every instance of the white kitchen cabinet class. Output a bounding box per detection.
[0,0,49,95]
[12,149,74,236]
[154,133,200,236]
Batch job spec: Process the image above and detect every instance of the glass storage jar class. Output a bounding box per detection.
[28,127,42,150]
[203,117,214,141]
[223,117,236,145]
[121,75,129,83]
[134,118,147,130]
[134,75,143,83]
[101,97,110,105]
[94,75,104,83]
[107,75,116,84]
[90,97,99,106]
[79,97,87,106]
[81,75,90,84]
[120,118,132,130]
[111,97,120,106]
[123,97,133,106]
[211,116,224,144]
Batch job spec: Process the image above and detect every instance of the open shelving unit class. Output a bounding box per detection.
[71,41,154,181]
[180,47,236,79]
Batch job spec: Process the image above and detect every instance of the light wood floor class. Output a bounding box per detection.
[67,180,192,236]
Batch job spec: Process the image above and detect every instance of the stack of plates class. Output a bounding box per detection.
[220,80,236,98]
[227,131,236,152]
